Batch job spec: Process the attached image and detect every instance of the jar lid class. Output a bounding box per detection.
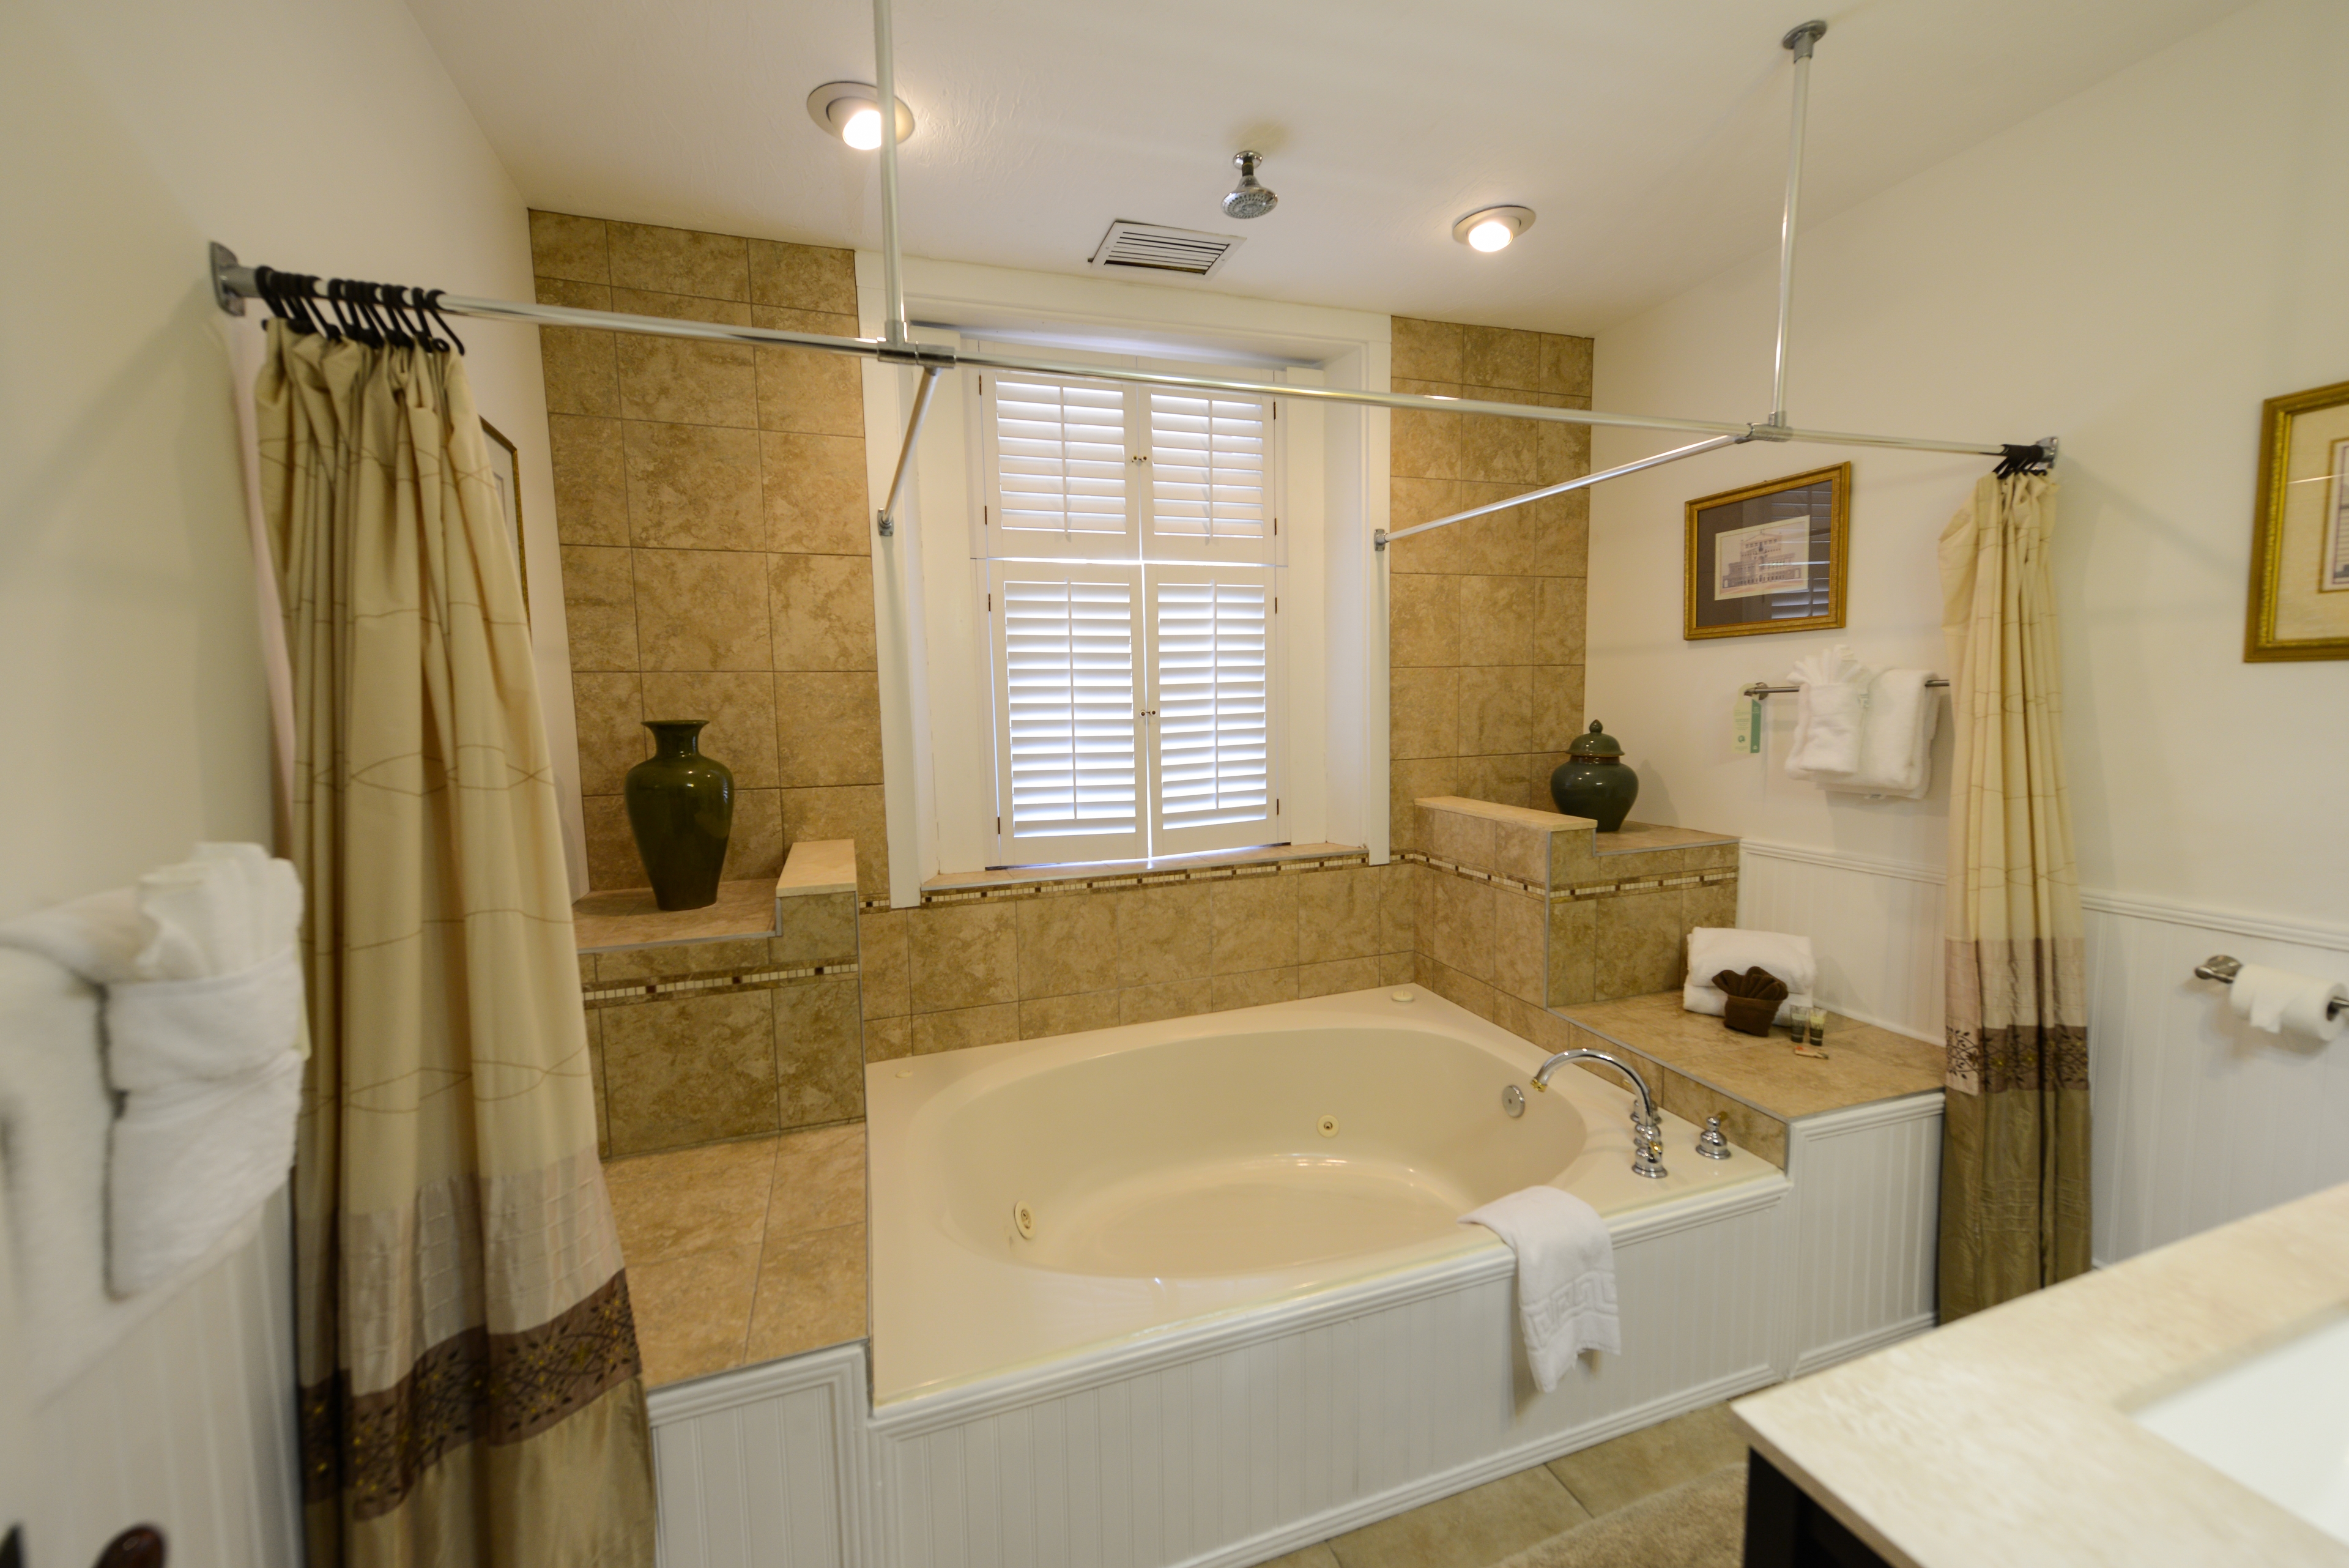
[1567,720,1622,757]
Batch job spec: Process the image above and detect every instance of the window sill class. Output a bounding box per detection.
[918,842,1368,906]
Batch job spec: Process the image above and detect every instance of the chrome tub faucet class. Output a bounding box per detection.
[1532,1049,1669,1180]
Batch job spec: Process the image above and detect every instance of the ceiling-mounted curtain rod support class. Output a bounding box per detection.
[1770,20,1828,428]
[877,365,941,537]
[872,0,908,347]
[1375,433,1746,550]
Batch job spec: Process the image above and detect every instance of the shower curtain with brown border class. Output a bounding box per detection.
[256,320,655,1566]
[1937,471,2092,1320]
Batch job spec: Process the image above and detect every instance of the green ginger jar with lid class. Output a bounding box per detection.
[1548,720,1639,832]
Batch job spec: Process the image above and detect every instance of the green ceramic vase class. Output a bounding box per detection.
[1548,720,1639,833]
[625,719,734,910]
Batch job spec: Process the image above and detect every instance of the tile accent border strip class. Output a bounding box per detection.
[1397,850,1739,904]
[917,851,1372,907]
[584,961,861,1008]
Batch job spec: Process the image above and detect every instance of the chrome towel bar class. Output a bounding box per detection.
[1741,677,1948,699]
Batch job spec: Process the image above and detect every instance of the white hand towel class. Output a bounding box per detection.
[1460,1186,1619,1392]
[1819,669,1940,799]
[1683,927,1816,1027]
[0,842,305,1299]
[1785,645,1869,778]
[2228,964,2348,1044]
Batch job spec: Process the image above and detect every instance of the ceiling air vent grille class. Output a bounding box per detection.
[1088,221,1245,280]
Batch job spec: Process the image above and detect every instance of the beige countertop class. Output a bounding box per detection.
[1560,991,1945,1122]
[1732,1181,2349,1567]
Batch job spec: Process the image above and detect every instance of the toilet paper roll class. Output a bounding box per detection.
[2228,962,2347,1043]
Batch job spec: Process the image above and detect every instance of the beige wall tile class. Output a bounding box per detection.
[536,277,610,310]
[1493,890,1548,1005]
[584,794,640,891]
[623,423,763,551]
[908,903,1018,1012]
[770,553,878,671]
[774,669,884,787]
[1386,478,1462,573]
[1210,876,1299,976]
[604,1134,774,1265]
[863,1015,908,1061]
[1493,820,1551,888]
[1115,882,1211,984]
[1535,577,1587,659]
[749,240,858,314]
[1299,956,1382,998]
[1298,866,1382,964]
[1119,978,1211,1025]
[1463,325,1542,392]
[1540,334,1594,399]
[762,431,870,555]
[1460,576,1537,666]
[608,221,750,300]
[599,938,769,984]
[1595,888,1685,1000]
[1536,417,1592,488]
[781,786,888,901]
[617,338,759,428]
[744,1223,865,1362]
[1388,573,1460,667]
[573,672,645,796]
[634,548,773,671]
[610,288,752,327]
[1533,667,1587,752]
[540,320,620,419]
[1388,666,1457,760]
[1389,389,1462,481]
[768,1123,864,1235]
[755,343,865,437]
[530,211,610,283]
[1015,893,1119,999]
[1419,951,1502,1025]
[1458,754,1534,810]
[640,669,779,787]
[1390,318,1464,384]
[1452,488,1540,576]
[1685,877,1739,934]
[1379,863,1419,953]
[1462,413,1538,486]
[913,1003,1019,1054]
[1424,802,1497,872]
[1458,666,1535,756]
[857,907,910,1018]
[1379,951,1416,986]
[1655,1068,1786,1168]
[1425,871,1496,981]
[560,544,638,671]
[1210,967,1299,1011]
[1527,754,1572,812]
[729,787,785,880]
[774,890,858,968]
[775,976,863,1127]
[1387,760,1457,854]
[1020,990,1121,1040]
[1532,491,1589,576]
[603,990,779,1154]
[627,1243,757,1387]
[549,415,629,546]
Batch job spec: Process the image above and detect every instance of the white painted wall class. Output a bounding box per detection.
[1589,0,2349,1260]
[0,0,568,1558]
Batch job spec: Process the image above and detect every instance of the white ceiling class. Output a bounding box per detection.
[404,0,2249,336]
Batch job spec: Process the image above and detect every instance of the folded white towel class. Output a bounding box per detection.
[1683,927,1816,1028]
[1784,645,1869,778]
[0,842,305,1299]
[1460,1186,1619,1392]
[1818,669,1939,800]
[2228,963,2347,1044]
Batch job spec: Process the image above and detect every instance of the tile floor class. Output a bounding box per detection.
[606,1121,866,1386]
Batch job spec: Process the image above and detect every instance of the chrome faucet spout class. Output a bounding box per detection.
[1532,1048,1669,1180]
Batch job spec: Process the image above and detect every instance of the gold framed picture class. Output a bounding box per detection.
[2246,377,2349,661]
[1684,463,1849,640]
[481,418,529,620]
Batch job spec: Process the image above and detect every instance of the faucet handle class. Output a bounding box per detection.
[1696,1114,1732,1161]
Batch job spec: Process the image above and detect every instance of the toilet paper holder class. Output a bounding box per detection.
[2193,954,2348,1020]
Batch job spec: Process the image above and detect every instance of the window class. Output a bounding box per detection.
[975,370,1282,865]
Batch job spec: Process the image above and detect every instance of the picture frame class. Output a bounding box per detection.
[2245,376,2349,661]
[1683,463,1849,640]
[480,419,529,620]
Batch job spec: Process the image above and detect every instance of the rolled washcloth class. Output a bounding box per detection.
[1683,927,1815,1027]
[1460,1186,1619,1393]
[1819,668,1940,799]
[0,843,305,1296]
[1784,645,1869,778]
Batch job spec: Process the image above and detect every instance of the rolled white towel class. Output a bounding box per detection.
[2228,963,2347,1044]
[1819,669,1939,800]
[1461,1186,1618,1392]
[1684,927,1815,1027]
[1785,645,1869,778]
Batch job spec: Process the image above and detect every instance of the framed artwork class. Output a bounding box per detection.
[481,419,529,620]
[1683,463,1849,639]
[2246,377,2349,661]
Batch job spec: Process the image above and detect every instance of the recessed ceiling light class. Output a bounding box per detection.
[806,81,916,150]
[1452,206,1535,253]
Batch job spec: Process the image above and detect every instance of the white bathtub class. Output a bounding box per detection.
[866,984,1774,1405]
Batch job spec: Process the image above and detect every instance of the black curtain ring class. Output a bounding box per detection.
[421,289,466,355]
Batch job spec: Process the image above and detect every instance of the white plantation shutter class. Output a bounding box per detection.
[1148,392,1270,553]
[989,565,1146,863]
[1147,567,1274,855]
[982,375,1135,557]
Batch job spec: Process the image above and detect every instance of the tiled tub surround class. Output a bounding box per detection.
[529,209,890,901]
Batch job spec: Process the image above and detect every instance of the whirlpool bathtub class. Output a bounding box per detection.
[866,984,1776,1405]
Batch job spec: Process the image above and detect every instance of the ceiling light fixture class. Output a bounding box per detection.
[806,81,916,150]
[1452,205,1535,253]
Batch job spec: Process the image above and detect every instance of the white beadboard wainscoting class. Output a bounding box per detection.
[1739,839,2349,1266]
[1781,1096,1943,1378]
[647,1342,872,1568]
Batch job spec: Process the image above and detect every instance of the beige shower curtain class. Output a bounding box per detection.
[256,321,655,1566]
[1937,472,2092,1320]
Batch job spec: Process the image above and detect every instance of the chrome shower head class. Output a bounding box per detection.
[1222,151,1278,220]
